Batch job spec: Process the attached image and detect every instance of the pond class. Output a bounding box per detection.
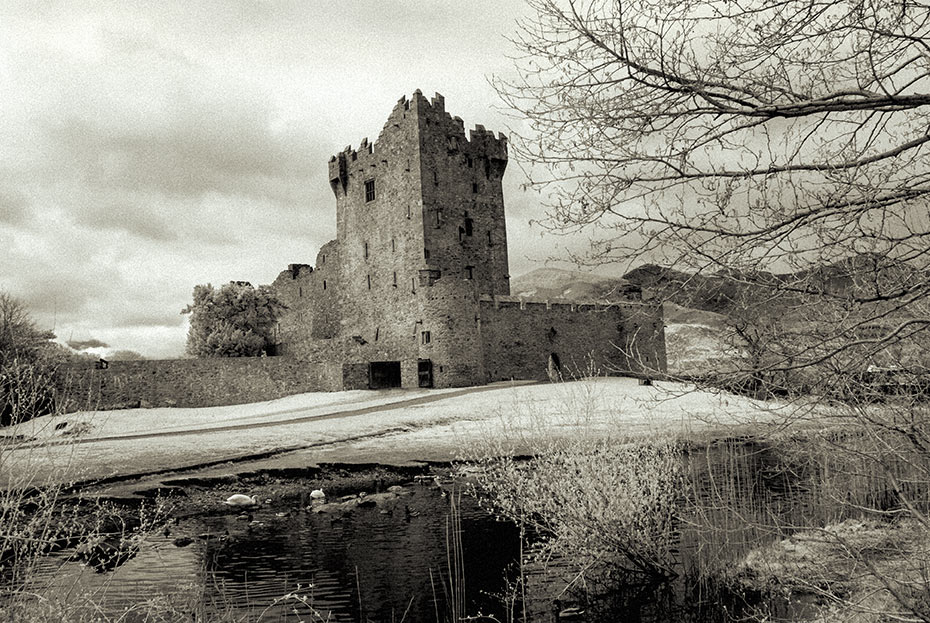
[19,438,899,622]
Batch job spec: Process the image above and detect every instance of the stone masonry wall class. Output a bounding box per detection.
[58,358,342,412]
[478,297,667,382]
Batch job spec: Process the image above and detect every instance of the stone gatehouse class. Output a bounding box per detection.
[270,91,666,390]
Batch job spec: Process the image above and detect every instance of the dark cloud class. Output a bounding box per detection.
[67,338,109,350]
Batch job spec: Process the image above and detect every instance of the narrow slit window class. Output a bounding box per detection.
[435,210,442,227]
[323,280,327,290]
[393,271,398,287]
[421,331,431,345]
[391,238,395,252]
[464,266,474,280]
[412,277,416,293]
[487,231,492,245]
[365,179,376,202]
[472,182,478,194]
[424,249,430,260]
[367,274,371,289]
[464,218,473,236]
[364,242,369,259]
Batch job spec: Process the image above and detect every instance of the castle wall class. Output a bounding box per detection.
[58,357,342,412]
[418,93,510,298]
[478,297,666,382]
[416,278,485,388]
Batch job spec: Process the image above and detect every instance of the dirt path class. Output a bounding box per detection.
[20,382,527,449]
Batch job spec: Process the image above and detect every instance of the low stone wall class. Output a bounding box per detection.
[478,297,667,383]
[58,357,342,412]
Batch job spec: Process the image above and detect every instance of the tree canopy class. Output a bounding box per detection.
[502,0,930,388]
[182,282,286,358]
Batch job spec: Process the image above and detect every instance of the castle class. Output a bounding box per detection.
[59,91,666,411]
[269,91,666,390]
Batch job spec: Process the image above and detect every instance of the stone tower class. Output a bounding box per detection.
[312,91,511,387]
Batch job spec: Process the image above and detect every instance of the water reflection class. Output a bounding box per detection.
[23,439,896,622]
[198,487,520,622]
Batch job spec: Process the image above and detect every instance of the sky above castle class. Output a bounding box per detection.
[0,1,591,359]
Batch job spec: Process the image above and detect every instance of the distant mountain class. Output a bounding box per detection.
[509,268,624,302]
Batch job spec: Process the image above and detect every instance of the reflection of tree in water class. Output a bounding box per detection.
[198,487,520,622]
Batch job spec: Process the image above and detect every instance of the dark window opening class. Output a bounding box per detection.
[418,359,434,388]
[433,171,438,185]
[364,242,369,258]
[466,156,473,168]
[404,100,410,110]
[365,179,376,202]
[375,327,380,341]
[391,238,395,252]
[321,254,326,264]
[472,182,478,194]
[323,280,327,290]
[393,271,397,287]
[458,226,465,242]
[435,210,442,227]
[487,231,492,245]
[411,277,416,293]
[369,361,402,389]
[298,287,302,297]
[464,266,474,280]
[464,218,473,236]
[367,274,371,289]
[421,331,431,345]
[406,204,411,219]
[424,249,430,260]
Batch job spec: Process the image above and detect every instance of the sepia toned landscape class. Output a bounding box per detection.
[4,2,930,622]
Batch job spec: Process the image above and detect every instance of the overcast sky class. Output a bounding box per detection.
[0,1,589,359]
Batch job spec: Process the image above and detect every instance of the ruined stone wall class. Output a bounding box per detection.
[58,357,342,412]
[270,263,316,355]
[478,296,666,382]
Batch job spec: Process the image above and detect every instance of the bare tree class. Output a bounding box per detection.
[496,1,930,619]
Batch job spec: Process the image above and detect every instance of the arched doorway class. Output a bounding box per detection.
[547,352,562,382]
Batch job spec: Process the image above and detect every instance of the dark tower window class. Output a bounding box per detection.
[464,218,473,236]
[298,287,303,297]
[466,156,473,168]
[464,266,474,280]
[391,238,395,252]
[393,271,398,287]
[472,182,478,194]
[424,249,430,260]
[435,210,442,227]
[364,242,369,258]
[487,231,492,245]
[367,274,371,289]
[323,280,327,290]
[365,179,376,202]
[421,331,431,345]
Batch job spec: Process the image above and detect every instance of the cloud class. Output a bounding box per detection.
[0,186,30,225]
[67,338,109,350]
[0,1,554,359]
